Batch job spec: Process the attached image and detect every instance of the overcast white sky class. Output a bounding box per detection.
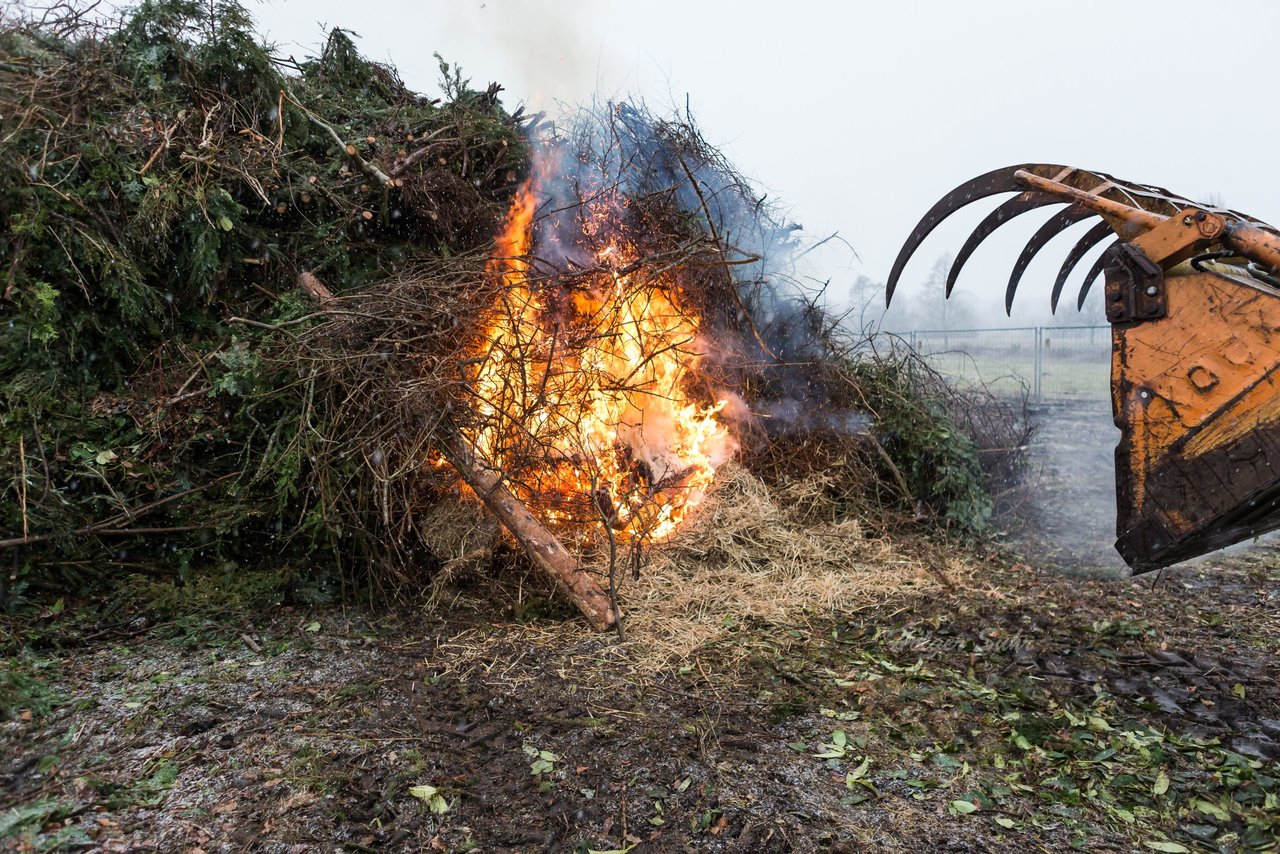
[251,0,1280,322]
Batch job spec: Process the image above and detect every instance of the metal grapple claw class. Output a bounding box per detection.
[1006,204,1093,315]
[947,191,1063,297]
[886,164,1071,305]
[890,163,1280,571]
[1052,222,1114,313]
[1077,245,1116,311]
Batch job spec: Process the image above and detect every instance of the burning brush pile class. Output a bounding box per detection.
[0,2,1029,634]
[282,106,1027,634]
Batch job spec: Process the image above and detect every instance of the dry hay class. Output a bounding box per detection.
[424,463,974,672]
[614,463,971,664]
[418,496,501,603]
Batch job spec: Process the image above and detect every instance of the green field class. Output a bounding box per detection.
[911,327,1112,402]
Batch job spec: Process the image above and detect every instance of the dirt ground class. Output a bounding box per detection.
[3,402,1280,852]
[1002,398,1124,574]
[3,545,1279,852]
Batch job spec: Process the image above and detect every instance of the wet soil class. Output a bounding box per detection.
[3,543,1278,852]
[1003,399,1125,575]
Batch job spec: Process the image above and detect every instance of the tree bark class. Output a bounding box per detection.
[441,436,617,632]
[298,270,335,304]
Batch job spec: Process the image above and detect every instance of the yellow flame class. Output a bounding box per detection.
[466,179,734,541]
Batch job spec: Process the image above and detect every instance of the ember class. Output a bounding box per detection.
[467,159,736,542]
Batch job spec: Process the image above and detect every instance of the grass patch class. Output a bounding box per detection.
[90,759,180,810]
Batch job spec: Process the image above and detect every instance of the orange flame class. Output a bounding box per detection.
[467,176,735,542]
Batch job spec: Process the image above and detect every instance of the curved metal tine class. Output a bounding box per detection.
[1078,241,1119,310]
[885,164,1068,305]
[1051,221,1115,313]
[945,191,1062,296]
[1005,203,1093,314]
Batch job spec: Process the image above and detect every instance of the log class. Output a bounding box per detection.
[441,435,618,632]
[298,270,335,304]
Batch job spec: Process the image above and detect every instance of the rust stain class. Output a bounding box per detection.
[1113,268,1280,567]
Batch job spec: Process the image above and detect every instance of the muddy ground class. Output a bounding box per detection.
[3,402,1280,852]
[1002,398,1124,574]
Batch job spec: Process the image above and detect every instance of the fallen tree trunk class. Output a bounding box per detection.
[440,436,618,632]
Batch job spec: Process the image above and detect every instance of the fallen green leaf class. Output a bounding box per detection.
[845,756,871,785]
[408,784,449,814]
[1193,799,1230,822]
[1088,715,1113,733]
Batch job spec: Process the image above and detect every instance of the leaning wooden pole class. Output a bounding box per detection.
[440,436,618,632]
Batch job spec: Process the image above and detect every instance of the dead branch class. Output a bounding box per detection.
[281,87,392,186]
[441,434,617,632]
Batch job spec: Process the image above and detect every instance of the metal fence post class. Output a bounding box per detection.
[1034,326,1043,404]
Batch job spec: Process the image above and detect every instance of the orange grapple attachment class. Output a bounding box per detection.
[887,164,1280,571]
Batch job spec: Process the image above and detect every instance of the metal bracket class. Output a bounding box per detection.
[1104,242,1166,324]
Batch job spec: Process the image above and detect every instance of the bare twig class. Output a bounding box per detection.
[18,436,28,539]
[281,87,392,186]
[0,475,234,550]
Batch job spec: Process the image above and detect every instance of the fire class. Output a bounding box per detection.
[466,172,735,542]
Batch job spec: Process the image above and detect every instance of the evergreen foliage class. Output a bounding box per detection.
[0,1,526,604]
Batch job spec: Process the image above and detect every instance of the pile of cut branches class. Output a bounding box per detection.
[0,2,1030,626]
[0,0,526,604]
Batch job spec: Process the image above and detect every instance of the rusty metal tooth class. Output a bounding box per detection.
[1004,204,1093,315]
[945,191,1062,297]
[886,165,1068,305]
[1051,221,1114,313]
[1077,239,1119,310]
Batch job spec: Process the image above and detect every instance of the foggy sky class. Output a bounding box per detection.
[251,0,1280,324]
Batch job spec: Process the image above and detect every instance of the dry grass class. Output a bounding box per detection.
[425,463,975,672]
[615,464,973,665]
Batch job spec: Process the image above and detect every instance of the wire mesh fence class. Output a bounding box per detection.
[906,325,1112,403]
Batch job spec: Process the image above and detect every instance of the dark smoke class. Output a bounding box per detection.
[522,101,869,441]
